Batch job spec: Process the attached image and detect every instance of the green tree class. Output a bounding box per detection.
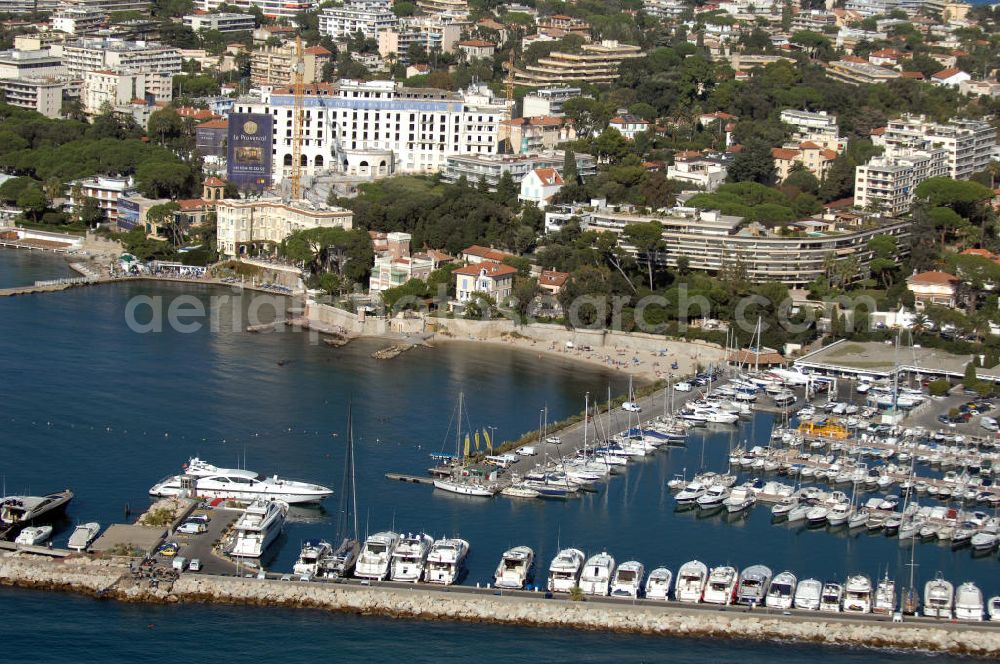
[727,141,776,185]
[16,185,47,222]
[563,148,579,185]
[867,235,898,288]
[624,221,664,290]
[496,171,518,207]
[510,276,539,324]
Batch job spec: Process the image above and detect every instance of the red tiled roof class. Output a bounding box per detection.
[462,245,510,262]
[932,67,962,80]
[454,263,518,278]
[304,45,331,56]
[772,147,801,160]
[539,269,569,288]
[532,167,564,186]
[799,141,822,150]
[962,248,997,259]
[197,118,228,129]
[204,176,225,187]
[458,39,495,47]
[871,127,885,135]
[907,270,959,285]
[823,197,854,209]
[900,71,925,79]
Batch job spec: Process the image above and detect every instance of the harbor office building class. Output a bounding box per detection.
[230,79,506,184]
[581,206,911,287]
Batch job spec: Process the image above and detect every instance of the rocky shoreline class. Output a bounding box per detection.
[3,553,1000,657]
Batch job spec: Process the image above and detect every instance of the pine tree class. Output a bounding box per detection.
[563,149,579,185]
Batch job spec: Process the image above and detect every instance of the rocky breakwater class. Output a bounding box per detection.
[169,576,1000,657]
[0,552,128,595]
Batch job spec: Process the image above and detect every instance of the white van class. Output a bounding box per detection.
[981,416,998,432]
[171,556,188,572]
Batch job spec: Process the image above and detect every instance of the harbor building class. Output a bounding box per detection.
[216,198,354,258]
[183,12,255,33]
[581,205,911,287]
[318,0,398,41]
[512,41,643,87]
[232,80,506,183]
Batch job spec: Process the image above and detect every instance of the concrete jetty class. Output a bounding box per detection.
[3,552,1000,657]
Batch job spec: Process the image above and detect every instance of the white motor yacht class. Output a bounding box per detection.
[786,502,813,524]
[494,546,534,590]
[0,490,73,526]
[644,567,673,600]
[794,578,823,610]
[354,531,400,580]
[843,575,873,613]
[923,574,954,618]
[765,571,797,610]
[988,596,1000,621]
[771,496,798,519]
[579,552,616,596]
[806,505,829,526]
[675,560,708,603]
[826,502,853,527]
[696,484,729,509]
[954,581,984,621]
[67,522,100,552]
[873,575,896,615]
[228,499,288,558]
[424,538,469,585]
[610,560,644,598]
[674,481,708,505]
[547,547,586,593]
[735,565,772,606]
[819,582,844,612]
[390,532,434,582]
[14,525,52,546]
[703,566,739,605]
[293,540,332,577]
[150,457,333,505]
[724,487,756,514]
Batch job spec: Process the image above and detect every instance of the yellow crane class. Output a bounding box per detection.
[290,36,305,200]
[505,49,515,121]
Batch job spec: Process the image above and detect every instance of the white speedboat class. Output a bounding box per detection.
[354,531,400,580]
[548,548,585,593]
[971,532,998,552]
[494,546,534,589]
[579,551,616,596]
[954,581,984,621]
[735,565,772,606]
[293,540,332,577]
[765,571,797,609]
[786,502,813,524]
[610,560,644,598]
[724,487,756,514]
[924,574,954,618]
[14,525,52,546]
[826,502,853,526]
[424,538,469,585]
[771,496,798,519]
[675,560,708,603]
[645,567,673,600]
[390,532,434,582]
[150,458,332,505]
[228,499,288,558]
[820,582,843,612]
[675,481,707,505]
[843,575,872,613]
[703,566,738,605]
[806,506,829,526]
[696,484,729,509]
[873,575,896,615]
[794,578,823,610]
[988,596,1000,621]
[67,522,100,552]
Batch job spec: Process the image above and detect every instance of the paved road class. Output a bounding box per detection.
[159,508,239,575]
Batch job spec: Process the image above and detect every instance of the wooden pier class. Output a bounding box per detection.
[385,473,436,485]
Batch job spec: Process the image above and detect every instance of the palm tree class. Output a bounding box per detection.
[910,312,930,336]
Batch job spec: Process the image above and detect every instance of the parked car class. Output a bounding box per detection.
[982,416,999,432]
[622,402,641,413]
[177,520,208,534]
[517,446,537,456]
[674,382,693,392]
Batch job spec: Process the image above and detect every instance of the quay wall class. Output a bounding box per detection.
[3,553,1000,657]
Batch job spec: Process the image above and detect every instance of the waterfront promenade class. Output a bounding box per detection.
[1,553,998,657]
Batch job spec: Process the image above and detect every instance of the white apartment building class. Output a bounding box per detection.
[216,198,354,258]
[377,16,468,62]
[60,0,150,13]
[443,150,596,188]
[68,175,132,223]
[232,80,506,182]
[0,48,67,79]
[0,77,67,117]
[54,38,182,77]
[318,0,398,41]
[878,114,996,180]
[183,12,255,33]
[0,0,60,12]
[82,69,170,115]
[197,0,311,19]
[52,6,107,35]
[779,109,847,152]
[854,150,947,217]
[666,153,728,192]
[521,87,583,117]
[642,0,687,18]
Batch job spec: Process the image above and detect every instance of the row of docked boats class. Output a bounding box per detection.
[292,530,471,585]
[0,489,101,551]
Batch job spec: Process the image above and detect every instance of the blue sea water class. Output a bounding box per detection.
[0,249,987,662]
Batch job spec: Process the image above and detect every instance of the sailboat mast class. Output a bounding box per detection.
[584,392,589,454]
[456,392,464,458]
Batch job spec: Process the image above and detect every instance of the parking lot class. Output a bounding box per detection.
[155,507,240,575]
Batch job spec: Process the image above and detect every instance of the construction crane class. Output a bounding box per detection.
[505,49,515,121]
[290,35,306,201]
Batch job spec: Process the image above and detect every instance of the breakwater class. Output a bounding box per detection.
[3,553,999,658]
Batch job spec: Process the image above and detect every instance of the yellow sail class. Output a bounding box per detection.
[483,429,492,452]
[464,433,471,457]
[474,431,481,451]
